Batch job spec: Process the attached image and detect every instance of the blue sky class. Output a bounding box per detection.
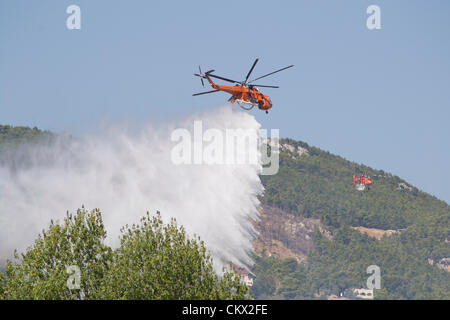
[1,0,449,203]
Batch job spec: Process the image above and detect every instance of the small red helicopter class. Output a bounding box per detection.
[193,58,294,113]
[353,172,373,191]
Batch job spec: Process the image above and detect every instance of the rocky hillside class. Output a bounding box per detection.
[253,205,331,264]
[251,138,450,299]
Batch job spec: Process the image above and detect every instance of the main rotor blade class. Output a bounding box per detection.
[207,74,238,84]
[192,89,220,96]
[249,64,294,83]
[251,84,279,88]
[199,66,204,87]
[245,58,259,82]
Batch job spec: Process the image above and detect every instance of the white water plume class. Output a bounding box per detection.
[0,105,264,270]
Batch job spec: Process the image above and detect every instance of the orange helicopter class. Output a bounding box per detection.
[193,58,294,113]
[353,172,373,191]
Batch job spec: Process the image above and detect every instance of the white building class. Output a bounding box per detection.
[353,288,374,299]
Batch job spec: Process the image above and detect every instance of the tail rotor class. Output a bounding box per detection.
[194,66,215,87]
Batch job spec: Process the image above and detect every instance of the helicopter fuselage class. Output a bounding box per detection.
[206,75,273,111]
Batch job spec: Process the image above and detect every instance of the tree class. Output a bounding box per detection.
[94,212,248,299]
[1,208,248,300]
[3,207,112,299]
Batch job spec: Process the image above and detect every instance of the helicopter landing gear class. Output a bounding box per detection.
[237,101,254,111]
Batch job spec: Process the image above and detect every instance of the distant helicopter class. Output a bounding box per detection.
[193,58,294,113]
[353,171,373,191]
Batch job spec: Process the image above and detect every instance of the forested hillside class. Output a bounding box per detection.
[1,125,449,299]
[262,138,449,230]
[252,138,450,299]
[0,125,52,147]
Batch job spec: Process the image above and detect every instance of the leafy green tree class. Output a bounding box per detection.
[1,208,247,300]
[95,212,248,299]
[3,207,112,299]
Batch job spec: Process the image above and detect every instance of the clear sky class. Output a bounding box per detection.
[1,0,449,204]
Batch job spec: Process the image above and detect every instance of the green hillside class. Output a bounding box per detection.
[0,125,52,147]
[262,138,449,230]
[1,125,449,299]
[253,138,450,299]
